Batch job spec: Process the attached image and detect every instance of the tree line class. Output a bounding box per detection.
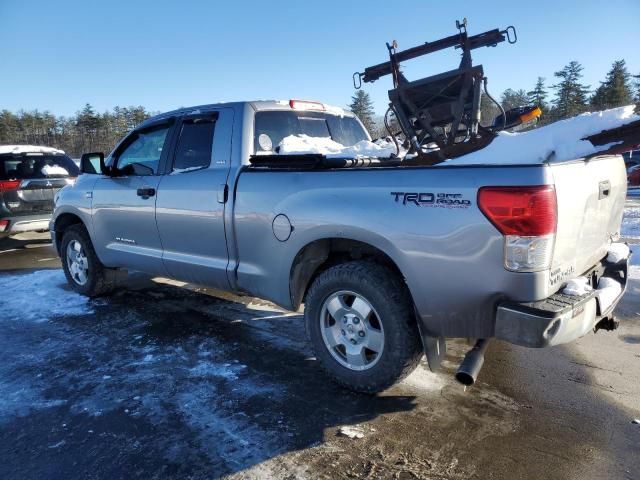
[0,104,153,158]
[350,59,640,137]
[1,59,638,155]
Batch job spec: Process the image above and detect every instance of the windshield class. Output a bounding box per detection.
[0,153,79,180]
[254,111,368,154]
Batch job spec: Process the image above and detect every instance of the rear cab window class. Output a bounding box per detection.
[0,153,79,180]
[254,111,368,155]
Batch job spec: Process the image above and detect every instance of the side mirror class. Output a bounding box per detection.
[80,152,106,175]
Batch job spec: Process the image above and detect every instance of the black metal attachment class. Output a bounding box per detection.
[354,20,518,164]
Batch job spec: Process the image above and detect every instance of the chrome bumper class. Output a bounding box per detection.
[495,253,630,348]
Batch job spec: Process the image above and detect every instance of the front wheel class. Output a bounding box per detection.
[60,224,119,297]
[305,261,422,394]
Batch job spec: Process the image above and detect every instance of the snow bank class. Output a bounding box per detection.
[0,145,65,155]
[621,207,640,239]
[442,105,640,166]
[41,164,69,176]
[278,134,396,158]
[0,270,92,322]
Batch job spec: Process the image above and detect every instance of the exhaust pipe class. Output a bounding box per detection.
[455,339,489,386]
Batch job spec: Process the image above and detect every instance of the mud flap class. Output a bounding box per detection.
[416,319,446,371]
[423,335,447,371]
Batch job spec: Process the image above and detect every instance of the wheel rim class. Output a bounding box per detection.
[319,290,385,371]
[66,239,89,286]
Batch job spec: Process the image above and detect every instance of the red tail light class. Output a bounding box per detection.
[0,220,8,232]
[0,180,21,193]
[478,186,557,236]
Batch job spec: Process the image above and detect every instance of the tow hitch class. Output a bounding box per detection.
[595,316,619,332]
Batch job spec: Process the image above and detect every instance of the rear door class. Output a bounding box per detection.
[0,153,78,216]
[155,108,234,288]
[91,120,175,275]
[550,155,627,280]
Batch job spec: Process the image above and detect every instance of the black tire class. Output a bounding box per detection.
[60,224,119,297]
[305,261,422,394]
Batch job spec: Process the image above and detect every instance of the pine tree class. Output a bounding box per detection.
[500,89,529,111]
[527,77,548,111]
[349,90,376,135]
[632,73,640,113]
[590,60,633,110]
[552,61,590,119]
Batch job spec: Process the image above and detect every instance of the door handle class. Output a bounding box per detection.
[598,180,610,200]
[137,187,156,199]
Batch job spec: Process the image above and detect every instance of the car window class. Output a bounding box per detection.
[0,154,79,180]
[116,126,170,175]
[254,111,368,154]
[172,119,215,173]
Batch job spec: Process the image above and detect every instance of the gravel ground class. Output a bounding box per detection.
[0,203,638,480]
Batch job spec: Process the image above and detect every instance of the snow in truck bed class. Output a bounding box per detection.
[275,105,639,165]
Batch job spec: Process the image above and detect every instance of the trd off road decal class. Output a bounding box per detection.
[390,192,471,208]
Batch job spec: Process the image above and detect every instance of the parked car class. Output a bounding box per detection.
[623,149,639,171]
[51,100,630,392]
[628,164,640,187]
[0,145,78,238]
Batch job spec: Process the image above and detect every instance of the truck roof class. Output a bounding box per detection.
[138,100,354,129]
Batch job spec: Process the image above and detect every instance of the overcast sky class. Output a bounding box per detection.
[1,0,638,117]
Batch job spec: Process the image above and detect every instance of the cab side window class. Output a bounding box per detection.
[116,126,170,176]
[172,118,216,173]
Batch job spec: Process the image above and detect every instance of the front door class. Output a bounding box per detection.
[91,121,174,275]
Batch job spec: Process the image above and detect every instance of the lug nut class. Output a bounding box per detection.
[341,330,346,336]
[353,318,360,324]
[343,317,348,324]
[358,331,365,337]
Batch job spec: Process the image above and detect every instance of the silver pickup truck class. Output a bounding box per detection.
[51,100,630,393]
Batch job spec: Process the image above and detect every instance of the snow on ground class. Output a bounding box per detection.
[278,134,397,158]
[0,270,92,322]
[443,105,639,165]
[621,206,640,239]
[0,145,65,155]
[0,276,289,472]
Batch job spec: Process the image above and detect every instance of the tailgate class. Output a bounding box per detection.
[0,153,78,215]
[3,178,69,214]
[549,155,627,282]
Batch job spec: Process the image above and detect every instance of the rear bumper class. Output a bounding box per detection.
[495,251,630,348]
[0,214,52,236]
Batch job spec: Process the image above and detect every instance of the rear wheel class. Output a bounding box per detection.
[305,261,422,393]
[61,224,119,297]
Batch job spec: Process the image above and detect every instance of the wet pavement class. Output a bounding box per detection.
[0,216,639,479]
